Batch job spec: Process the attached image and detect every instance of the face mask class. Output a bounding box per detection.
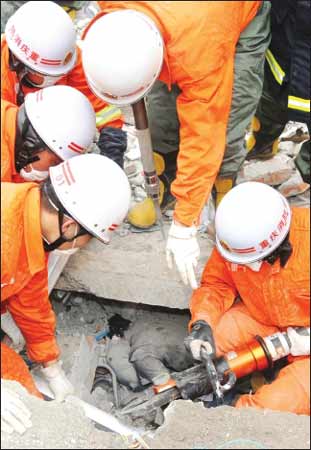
[52,247,79,256]
[20,165,49,181]
[245,261,263,272]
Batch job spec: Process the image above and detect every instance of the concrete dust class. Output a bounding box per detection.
[1,380,126,450]
[145,400,310,449]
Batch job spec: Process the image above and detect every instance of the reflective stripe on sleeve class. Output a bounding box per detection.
[265,49,285,85]
[288,96,310,113]
[95,105,122,128]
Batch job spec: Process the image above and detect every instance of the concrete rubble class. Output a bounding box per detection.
[56,121,310,307]
[144,400,311,449]
[2,379,310,450]
[1,380,127,450]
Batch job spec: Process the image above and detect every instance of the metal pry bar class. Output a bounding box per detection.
[132,99,166,240]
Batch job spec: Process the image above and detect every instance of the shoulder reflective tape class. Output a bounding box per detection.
[95,105,122,127]
[265,49,285,85]
[288,96,310,113]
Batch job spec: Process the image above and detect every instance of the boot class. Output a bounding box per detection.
[246,117,280,160]
[245,116,279,160]
[246,137,279,160]
[214,177,234,208]
[127,152,173,229]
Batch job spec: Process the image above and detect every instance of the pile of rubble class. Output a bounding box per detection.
[2,379,310,450]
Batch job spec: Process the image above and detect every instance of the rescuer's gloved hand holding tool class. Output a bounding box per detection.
[166,221,200,289]
[1,311,26,353]
[184,320,216,360]
[119,327,310,423]
[287,327,310,356]
[97,127,127,170]
[1,382,32,434]
[40,360,74,402]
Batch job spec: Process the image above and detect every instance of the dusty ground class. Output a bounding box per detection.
[1,381,127,450]
[2,381,309,450]
[145,400,311,449]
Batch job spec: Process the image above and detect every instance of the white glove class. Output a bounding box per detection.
[1,311,25,352]
[40,361,74,402]
[166,221,200,289]
[287,327,310,356]
[1,384,32,435]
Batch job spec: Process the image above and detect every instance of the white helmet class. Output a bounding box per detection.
[215,182,292,264]
[82,10,164,106]
[49,154,131,243]
[5,1,76,77]
[25,85,96,160]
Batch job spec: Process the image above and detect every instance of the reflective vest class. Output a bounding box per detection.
[265,0,310,122]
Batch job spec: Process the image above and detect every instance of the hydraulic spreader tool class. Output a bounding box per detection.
[120,327,310,421]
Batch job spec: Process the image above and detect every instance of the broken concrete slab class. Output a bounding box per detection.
[1,380,126,450]
[55,224,213,309]
[145,400,310,449]
[278,170,310,198]
[237,153,296,186]
[288,188,310,207]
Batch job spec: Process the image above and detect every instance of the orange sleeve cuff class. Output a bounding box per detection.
[26,337,60,364]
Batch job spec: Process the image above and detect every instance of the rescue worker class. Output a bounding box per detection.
[81,1,271,289]
[186,182,310,415]
[1,84,96,348]
[1,1,87,32]
[1,1,123,131]
[1,85,96,183]
[1,153,131,403]
[246,0,310,185]
[1,347,42,435]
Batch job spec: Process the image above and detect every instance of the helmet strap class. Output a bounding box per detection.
[8,50,29,105]
[42,181,89,252]
[263,233,293,268]
[15,104,47,171]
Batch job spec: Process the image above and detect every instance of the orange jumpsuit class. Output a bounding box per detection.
[92,1,261,226]
[1,36,123,129]
[1,99,25,183]
[190,207,310,415]
[1,182,60,365]
[1,343,42,399]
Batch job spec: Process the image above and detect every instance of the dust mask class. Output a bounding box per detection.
[20,165,49,182]
[52,247,79,256]
[245,261,263,272]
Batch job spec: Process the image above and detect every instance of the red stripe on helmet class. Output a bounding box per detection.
[232,247,256,254]
[68,144,83,154]
[41,61,62,66]
[70,142,84,151]
[41,58,62,62]
[36,89,43,102]
[62,163,71,186]
[65,160,76,185]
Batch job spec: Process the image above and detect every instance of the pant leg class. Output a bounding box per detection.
[146,81,180,157]
[246,73,289,159]
[219,0,272,178]
[295,123,311,184]
[214,302,279,356]
[236,357,310,415]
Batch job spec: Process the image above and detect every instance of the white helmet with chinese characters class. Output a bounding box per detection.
[82,9,164,106]
[24,85,96,160]
[49,154,132,243]
[215,182,292,264]
[5,1,76,87]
